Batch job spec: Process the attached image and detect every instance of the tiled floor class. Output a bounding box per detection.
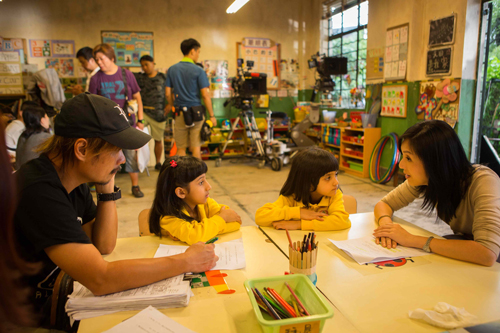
[112,158,452,238]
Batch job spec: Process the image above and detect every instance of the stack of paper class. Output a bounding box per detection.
[65,274,192,321]
[329,236,431,265]
[154,238,246,270]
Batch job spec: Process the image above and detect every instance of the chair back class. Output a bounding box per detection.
[138,208,153,236]
[50,270,74,331]
[343,194,357,214]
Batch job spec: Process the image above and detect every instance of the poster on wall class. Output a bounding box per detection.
[381,84,407,118]
[0,51,24,95]
[366,48,384,80]
[202,60,231,97]
[101,31,154,67]
[238,38,280,90]
[426,46,452,76]
[416,79,460,128]
[428,14,456,47]
[44,58,75,77]
[29,39,75,58]
[384,24,408,81]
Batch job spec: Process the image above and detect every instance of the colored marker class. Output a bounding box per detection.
[205,237,218,244]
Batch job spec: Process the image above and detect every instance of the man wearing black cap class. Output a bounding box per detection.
[14,93,218,327]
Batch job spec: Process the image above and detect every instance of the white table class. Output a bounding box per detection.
[259,212,500,333]
[78,226,359,332]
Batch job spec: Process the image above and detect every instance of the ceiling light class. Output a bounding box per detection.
[227,0,250,14]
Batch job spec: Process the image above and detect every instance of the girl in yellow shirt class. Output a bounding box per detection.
[256,147,350,231]
[149,156,242,245]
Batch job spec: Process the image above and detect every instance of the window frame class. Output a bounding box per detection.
[326,0,368,107]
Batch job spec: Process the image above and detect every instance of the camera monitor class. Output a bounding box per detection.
[321,57,348,76]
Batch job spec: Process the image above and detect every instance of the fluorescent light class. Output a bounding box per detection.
[226,0,250,14]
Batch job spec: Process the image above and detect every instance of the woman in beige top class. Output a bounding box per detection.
[374,120,500,266]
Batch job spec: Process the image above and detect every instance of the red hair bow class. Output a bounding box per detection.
[170,160,177,168]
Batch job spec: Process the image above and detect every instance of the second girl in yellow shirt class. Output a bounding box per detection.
[256,147,350,230]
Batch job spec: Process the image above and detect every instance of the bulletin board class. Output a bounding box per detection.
[0,37,28,63]
[237,38,281,90]
[101,31,154,67]
[381,85,407,118]
[0,51,24,96]
[429,14,456,47]
[384,24,409,81]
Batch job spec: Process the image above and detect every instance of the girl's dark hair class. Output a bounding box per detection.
[280,147,339,207]
[399,120,475,222]
[21,106,48,139]
[149,156,208,236]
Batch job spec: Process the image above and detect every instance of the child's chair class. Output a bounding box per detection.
[138,208,153,236]
[343,195,357,214]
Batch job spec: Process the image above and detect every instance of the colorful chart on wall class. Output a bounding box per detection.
[416,79,460,128]
[381,85,407,118]
[384,24,408,81]
[29,39,75,58]
[101,31,154,67]
[366,47,384,80]
[237,38,280,90]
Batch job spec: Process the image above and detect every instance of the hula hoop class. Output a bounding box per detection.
[369,133,400,184]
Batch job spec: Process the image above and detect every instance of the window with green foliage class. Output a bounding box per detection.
[325,0,368,108]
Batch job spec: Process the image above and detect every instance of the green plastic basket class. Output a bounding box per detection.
[244,274,334,333]
[348,161,363,172]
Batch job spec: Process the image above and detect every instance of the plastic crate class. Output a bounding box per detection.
[244,274,334,333]
[348,161,363,172]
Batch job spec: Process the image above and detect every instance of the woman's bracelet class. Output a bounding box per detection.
[377,214,392,223]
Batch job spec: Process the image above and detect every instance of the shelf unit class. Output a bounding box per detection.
[320,124,381,178]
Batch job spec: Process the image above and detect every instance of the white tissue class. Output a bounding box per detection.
[408,302,478,329]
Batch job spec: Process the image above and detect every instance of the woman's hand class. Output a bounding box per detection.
[272,220,301,230]
[300,209,327,221]
[373,223,415,248]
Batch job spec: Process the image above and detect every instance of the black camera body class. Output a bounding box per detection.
[308,53,348,101]
[225,59,267,110]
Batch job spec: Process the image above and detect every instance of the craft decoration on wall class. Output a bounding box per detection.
[429,14,456,47]
[29,39,75,58]
[366,48,384,80]
[381,85,407,118]
[417,79,460,128]
[426,46,453,77]
[0,38,27,64]
[101,31,154,67]
[280,58,299,93]
[384,24,409,81]
[45,58,75,77]
[237,37,280,90]
[0,51,24,95]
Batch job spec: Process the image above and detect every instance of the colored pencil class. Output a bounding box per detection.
[267,288,297,318]
[285,229,293,248]
[254,288,281,320]
[263,288,290,318]
[285,282,310,316]
[291,298,301,317]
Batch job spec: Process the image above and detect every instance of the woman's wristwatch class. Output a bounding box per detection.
[97,186,122,202]
[137,119,144,124]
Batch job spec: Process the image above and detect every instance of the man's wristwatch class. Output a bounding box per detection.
[137,119,145,124]
[97,186,121,202]
[422,236,434,253]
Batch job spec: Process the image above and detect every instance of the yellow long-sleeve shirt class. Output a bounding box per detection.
[159,197,241,245]
[255,190,351,231]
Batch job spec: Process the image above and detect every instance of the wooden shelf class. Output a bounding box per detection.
[321,124,381,178]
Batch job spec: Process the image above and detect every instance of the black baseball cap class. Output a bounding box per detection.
[54,93,151,150]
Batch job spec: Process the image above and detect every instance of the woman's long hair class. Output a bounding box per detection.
[149,156,208,236]
[0,127,39,332]
[21,106,48,139]
[399,120,475,222]
[280,146,339,207]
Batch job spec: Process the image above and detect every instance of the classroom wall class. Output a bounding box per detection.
[366,0,481,159]
[0,0,320,87]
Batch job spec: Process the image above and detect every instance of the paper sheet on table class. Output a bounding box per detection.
[329,236,430,265]
[104,306,196,333]
[154,238,246,270]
